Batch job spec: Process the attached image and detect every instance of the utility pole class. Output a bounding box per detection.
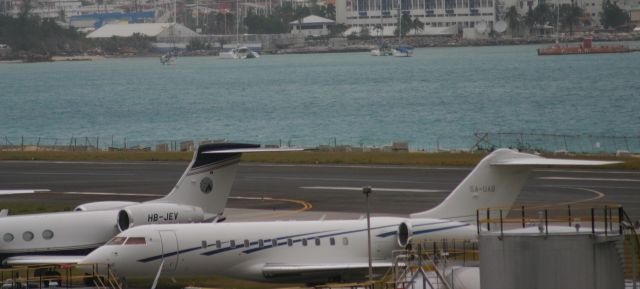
[363,186,373,285]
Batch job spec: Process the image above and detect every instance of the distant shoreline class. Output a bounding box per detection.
[3,33,639,63]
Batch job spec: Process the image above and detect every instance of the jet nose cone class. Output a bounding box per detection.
[80,249,109,265]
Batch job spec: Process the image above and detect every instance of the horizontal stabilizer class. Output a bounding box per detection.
[262,262,393,275]
[203,148,304,154]
[491,158,620,166]
[3,255,84,266]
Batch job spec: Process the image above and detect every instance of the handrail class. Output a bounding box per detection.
[477,204,624,236]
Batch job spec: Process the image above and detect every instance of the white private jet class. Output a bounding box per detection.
[0,143,300,267]
[81,149,619,284]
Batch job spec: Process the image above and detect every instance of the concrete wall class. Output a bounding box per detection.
[479,234,624,289]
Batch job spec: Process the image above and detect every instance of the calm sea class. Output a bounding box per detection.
[1,43,639,150]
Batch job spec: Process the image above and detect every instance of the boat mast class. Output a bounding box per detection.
[397,0,401,46]
[236,0,240,46]
[555,0,559,44]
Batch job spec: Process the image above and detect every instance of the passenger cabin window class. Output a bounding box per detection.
[302,239,308,246]
[23,231,34,241]
[330,237,336,246]
[216,240,221,248]
[42,230,54,240]
[315,238,321,246]
[230,240,236,248]
[107,237,127,245]
[3,233,14,242]
[258,239,264,248]
[342,237,349,246]
[272,239,278,247]
[244,240,250,248]
[125,237,146,245]
[287,239,293,246]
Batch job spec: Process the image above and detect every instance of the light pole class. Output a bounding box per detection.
[363,186,373,285]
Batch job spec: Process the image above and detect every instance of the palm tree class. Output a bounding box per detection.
[504,6,520,37]
[560,3,583,35]
[412,16,424,35]
[326,4,336,20]
[525,3,552,35]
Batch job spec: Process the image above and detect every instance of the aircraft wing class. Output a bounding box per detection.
[3,255,84,266]
[262,261,394,275]
[491,158,620,166]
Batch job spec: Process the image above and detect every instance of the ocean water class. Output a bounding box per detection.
[1,43,639,150]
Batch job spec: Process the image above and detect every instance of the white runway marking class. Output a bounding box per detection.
[63,192,164,197]
[17,172,134,176]
[0,189,50,195]
[539,176,640,182]
[300,186,446,193]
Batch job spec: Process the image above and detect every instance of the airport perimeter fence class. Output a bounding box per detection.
[472,132,640,155]
[0,136,420,153]
[1,133,639,155]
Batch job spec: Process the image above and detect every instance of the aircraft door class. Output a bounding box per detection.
[159,231,179,271]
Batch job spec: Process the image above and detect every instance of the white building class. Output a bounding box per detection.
[87,22,198,42]
[289,15,336,36]
[335,0,496,35]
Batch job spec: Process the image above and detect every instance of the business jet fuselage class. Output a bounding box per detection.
[82,149,619,284]
[0,143,298,266]
[83,217,476,283]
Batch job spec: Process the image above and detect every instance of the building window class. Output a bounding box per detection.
[259,239,264,248]
[343,237,349,246]
[315,238,321,246]
[288,239,293,246]
[302,239,308,246]
[216,240,222,248]
[330,237,336,246]
[230,240,236,248]
[201,241,207,248]
[244,239,250,248]
[272,239,278,247]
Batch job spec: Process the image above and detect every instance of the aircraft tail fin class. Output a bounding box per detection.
[410,149,619,222]
[151,143,301,219]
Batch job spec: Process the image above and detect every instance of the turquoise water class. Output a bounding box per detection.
[1,43,639,149]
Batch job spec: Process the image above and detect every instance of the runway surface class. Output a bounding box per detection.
[0,160,638,220]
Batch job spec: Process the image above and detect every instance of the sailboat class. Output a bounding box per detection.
[393,0,413,57]
[220,0,259,59]
[160,0,178,65]
[370,4,392,56]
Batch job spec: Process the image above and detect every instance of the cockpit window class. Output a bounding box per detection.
[106,237,127,245]
[125,237,146,245]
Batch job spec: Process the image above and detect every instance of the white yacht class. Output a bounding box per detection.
[220,46,260,59]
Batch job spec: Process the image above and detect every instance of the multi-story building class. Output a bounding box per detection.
[335,0,496,35]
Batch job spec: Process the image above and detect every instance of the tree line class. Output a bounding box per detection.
[179,2,336,35]
[504,1,631,37]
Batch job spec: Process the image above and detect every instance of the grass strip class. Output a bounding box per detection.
[1,150,638,169]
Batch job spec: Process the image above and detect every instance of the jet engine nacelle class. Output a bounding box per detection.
[117,203,205,231]
[397,222,413,248]
[74,201,140,212]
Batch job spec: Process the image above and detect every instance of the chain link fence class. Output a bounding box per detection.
[2,133,639,154]
[472,132,640,155]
